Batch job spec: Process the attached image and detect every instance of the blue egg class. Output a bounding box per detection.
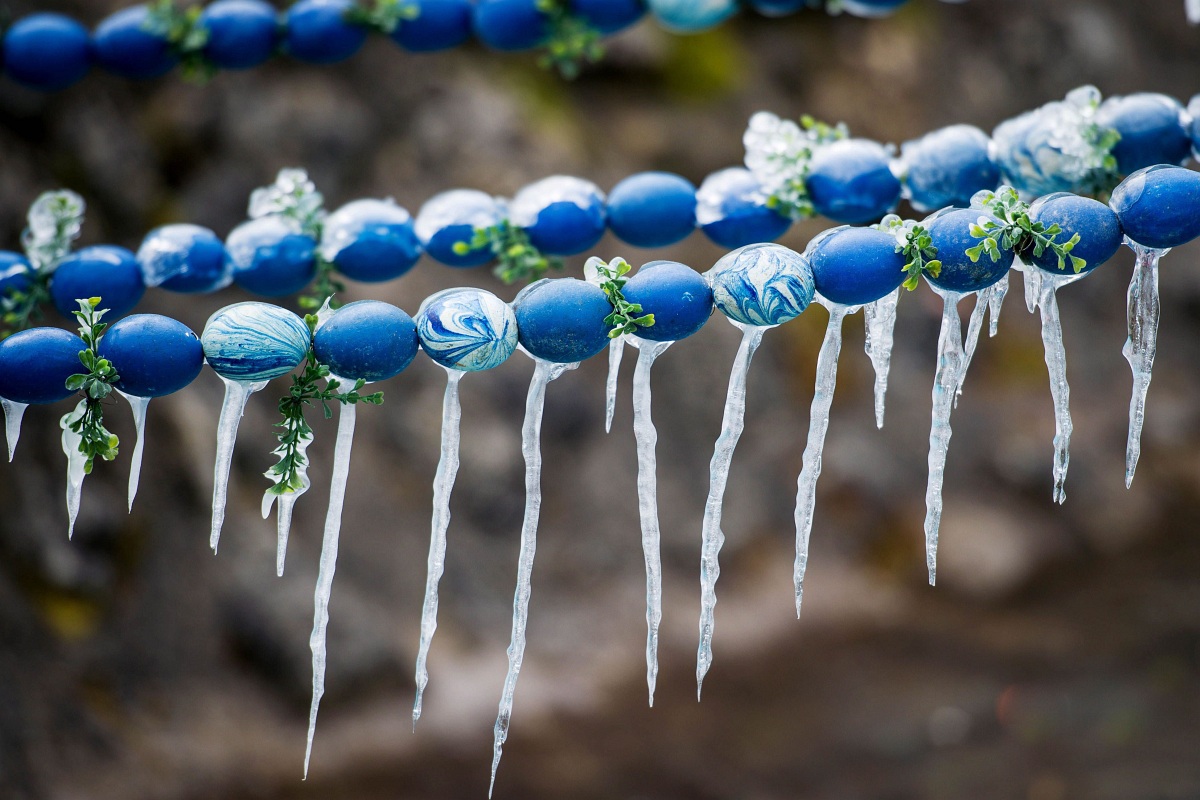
[0,252,34,297]
[2,13,92,91]
[50,245,146,319]
[622,260,713,342]
[1027,194,1122,276]
[415,189,502,268]
[645,0,738,33]
[138,224,234,294]
[202,302,310,382]
[92,5,178,80]
[320,199,423,283]
[747,0,807,15]
[227,217,318,297]
[806,139,901,224]
[513,278,612,363]
[806,226,906,306]
[511,176,607,256]
[696,168,791,250]
[706,242,814,327]
[570,0,646,34]
[392,0,474,51]
[923,207,1014,293]
[606,172,697,249]
[200,0,280,70]
[314,300,420,382]
[1110,165,1200,251]
[285,0,368,64]
[99,314,204,397]
[900,125,1000,213]
[473,0,550,51]
[1096,93,1191,176]
[840,0,910,16]
[417,287,518,371]
[0,327,86,405]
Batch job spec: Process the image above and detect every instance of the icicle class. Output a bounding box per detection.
[413,367,465,728]
[794,301,855,619]
[304,394,359,779]
[60,400,88,540]
[1188,0,1200,24]
[210,376,268,553]
[954,283,995,407]
[262,430,313,577]
[1123,241,1167,488]
[2,398,27,461]
[697,323,767,699]
[604,336,624,434]
[1036,273,1083,504]
[118,392,151,512]
[490,356,577,797]
[923,288,968,586]
[1020,258,1043,314]
[863,288,899,429]
[988,272,1008,337]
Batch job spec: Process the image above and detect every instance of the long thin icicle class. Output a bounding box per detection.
[413,367,465,727]
[988,272,1009,337]
[119,392,151,512]
[490,357,577,798]
[1021,258,1043,314]
[955,282,997,407]
[304,396,359,778]
[604,336,624,434]
[60,400,88,540]
[1036,274,1082,504]
[2,399,27,462]
[210,377,267,553]
[1123,241,1166,488]
[863,288,899,429]
[630,338,671,707]
[697,323,766,699]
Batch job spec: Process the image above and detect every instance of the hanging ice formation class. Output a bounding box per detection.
[863,288,900,429]
[1121,241,1166,487]
[604,336,625,433]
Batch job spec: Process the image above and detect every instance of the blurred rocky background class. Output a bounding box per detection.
[1,0,1199,798]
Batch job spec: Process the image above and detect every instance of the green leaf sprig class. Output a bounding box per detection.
[762,115,848,221]
[299,258,346,311]
[875,216,941,291]
[145,0,215,82]
[587,257,655,339]
[345,0,420,34]
[1078,121,1122,198]
[3,191,85,338]
[966,186,1085,273]
[64,298,120,474]
[453,220,563,284]
[535,0,604,80]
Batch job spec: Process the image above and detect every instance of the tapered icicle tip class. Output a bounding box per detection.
[209,378,266,554]
[2,399,27,462]
[1122,243,1164,489]
[604,336,624,434]
[121,392,151,513]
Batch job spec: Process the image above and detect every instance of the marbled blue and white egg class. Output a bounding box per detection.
[201,302,310,382]
[705,243,814,327]
[645,0,737,32]
[417,287,518,372]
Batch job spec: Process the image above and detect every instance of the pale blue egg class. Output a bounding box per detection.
[201,301,310,382]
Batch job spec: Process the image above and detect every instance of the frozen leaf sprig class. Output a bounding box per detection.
[966,187,1085,273]
[586,256,655,338]
[454,220,563,284]
[144,0,214,82]
[249,168,326,237]
[876,215,941,291]
[63,298,120,474]
[3,191,85,337]
[745,112,848,221]
[345,0,420,35]
[535,0,603,80]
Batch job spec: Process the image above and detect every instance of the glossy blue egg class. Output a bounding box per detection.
[99,314,204,397]
[314,300,419,382]
[645,0,737,33]
[511,176,607,256]
[202,302,310,382]
[285,0,368,64]
[1096,93,1191,176]
[50,245,146,319]
[606,172,697,249]
[806,226,905,306]
[924,208,1014,293]
[806,139,901,224]
[706,242,814,327]
[514,278,612,363]
[0,328,85,405]
[392,0,474,51]
[473,0,550,51]
[92,5,178,79]
[622,260,713,342]
[570,0,646,34]
[415,189,502,268]
[200,0,280,70]
[696,168,791,250]
[321,199,423,282]
[227,217,318,297]
[138,224,233,294]
[0,252,34,297]
[1027,194,1122,276]
[3,14,92,91]
[417,287,519,371]
[900,125,1000,212]
[1110,165,1200,251]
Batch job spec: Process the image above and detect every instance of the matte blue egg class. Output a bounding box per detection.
[0,252,34,297]
[138,224,233,294]
[900,125,1000,212]
[99,314,204,397]
[202,302,310,382]
[0,327,86,405]
[2,14,92,91]
[285,0,368,64]
[622,260,713,342]
[806,139,902,224]
[706,242,814,327]
[320,199,423,283]
[511,176,607,256]
[227,217,318,297]
[513,278,613,363]
[200,0,280,70]
[92,6,178,79]
[806,226,906,306]
[606,172,697,249]
[570,0,646,34]
[840,0,910,16]
[417,287,519,371]
[696,168,791,250]
[645,0,738,33]
[1096,93,1191,176]
[924,208,1014,293]
[747,0,807,15]
[473,0,550,51]
[50,245,147,319]
[392,0,474,51]
[415,189,502,268]
[1027,194,1122,276]
[1110,165,1200,251]
[314,300,419,382]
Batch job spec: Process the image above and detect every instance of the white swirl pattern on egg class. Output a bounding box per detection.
[707,243,815,327]
[417,288,518,372]
[201,302,310,382]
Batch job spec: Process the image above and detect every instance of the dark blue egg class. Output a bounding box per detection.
[747,0,807,16]
[513,277,612,363]
[227,217,318,297]
[0,327,85,405]
[806,139,901,224]
[606,172,697,249]
[285,0,368,64]
[98,314,204,397]
[840,0,909,15]
[138,224,233,294]
[0,252,34,297]
[91,5,178,79]
[696,168,791,250]
[1110,165,1200,251]
[391,0,474,51]
[200,0,280,70]
[415,189,502,268]
[50,245,146,319]
[924,207,1014,293]
[314,300,419,382]
[1096,93,1191,176]
[807,226,906,305]
[900,125,1000,212]
[473,0,550,51]
[511,177,607,256]
[570,0,646,34]
[1027,194,1122,276]
[2,13,92,91]
[622,260,713,342]
[320,199,423,283]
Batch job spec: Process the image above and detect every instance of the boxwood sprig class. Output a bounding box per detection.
[875,216,941,291]
[588,257,655,338]
[535,0,604,80]
[454,220,563,284]
[64,298,120,474]
[145,0,215,82]
[345,0,420,34]
[966,186,1085,273]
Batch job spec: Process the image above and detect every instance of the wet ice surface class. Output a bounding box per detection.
[863,288,899,429]
[1123,241,1167,488]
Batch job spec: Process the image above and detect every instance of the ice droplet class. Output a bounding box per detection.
[863,288,899,429]
[1123,241,1167,488]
